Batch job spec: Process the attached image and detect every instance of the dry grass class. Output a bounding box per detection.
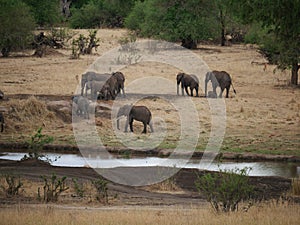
[0,202,299,225]
[292,177,300,196]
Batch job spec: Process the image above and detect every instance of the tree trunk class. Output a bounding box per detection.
[291,61,299,85]
[220,9,226,46]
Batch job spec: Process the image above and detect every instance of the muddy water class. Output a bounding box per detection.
[0,152,299,178]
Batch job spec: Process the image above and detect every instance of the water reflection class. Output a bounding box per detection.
[0,152,299,178]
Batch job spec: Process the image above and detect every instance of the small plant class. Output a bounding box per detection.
[195,167,254,213]
[72,178,85,198]
[291,177,300,196]
[41,174,69,202]
[92,177,109,203]
[70,30,100,59]
[22,127,54,162]
[0,173,23,197]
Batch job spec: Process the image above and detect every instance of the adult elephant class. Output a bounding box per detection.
[205,70,236,98]
[176,73,199,97]
[0,112,4,132]
[112,71,125,96]
[81,71,111,96]
[116,104,154,134]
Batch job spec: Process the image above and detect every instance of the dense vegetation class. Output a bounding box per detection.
[0,0,298,84]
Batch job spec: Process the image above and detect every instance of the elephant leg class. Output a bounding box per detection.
[219,87,224,98]
[142,122,147,133]
[190,87,194,96]
[185,86,189,96]
[225,87,230,98]
[129,118,134,132]
[195,87,199,97]
[124,117,129,132]
[149,121,154,133]
[213,86,217,97]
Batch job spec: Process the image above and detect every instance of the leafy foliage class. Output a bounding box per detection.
[195,167,254,213]
[70,30,100,59]
[22,127,54,162]
[0,0,35,57]
[40,174,69,202]
[92,177,109,203]
[22,0,61,26]
[125,0,220,48]
[230,0,300,85]
[0,173,23,197]
[70,0,135,28]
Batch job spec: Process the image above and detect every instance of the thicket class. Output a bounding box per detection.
[0,0,35,57]
[69,0,135,28]
[195,167,254,213]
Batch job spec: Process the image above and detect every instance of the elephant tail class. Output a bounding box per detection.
[231,82,237,95]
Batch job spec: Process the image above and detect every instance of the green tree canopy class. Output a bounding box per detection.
[125,0,220,48]
[23,0,61,26]
[0,0,35,57]
[70,0,135,28]
[230,0,300,85]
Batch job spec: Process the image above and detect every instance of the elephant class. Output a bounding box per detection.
[116,104,154,134]
[72,95,90,119]
[81,71,111,96]
[97,83,116,101]
[176,72,199,97]
[205,70,236,98]
[0,112,4,132]
[112,71,125,96]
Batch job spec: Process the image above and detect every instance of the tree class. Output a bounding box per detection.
[230,0,300,85]
[0,0,35,57]
[69,0,135,28]
[23,0,61,26]
[125,0,219,49]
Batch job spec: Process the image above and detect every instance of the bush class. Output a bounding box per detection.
[40,174,69,202]
[0,173,23,197]
[22,0,61,26]
[195,167,254,213]
[0,0,35,57]
[69,0,135,28]
[92,177,109,203]
[22,127,54,162]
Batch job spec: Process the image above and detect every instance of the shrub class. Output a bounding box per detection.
[22,127,54,162]
[0,0,35,57]
[195,167,254,213]
[40,174,69,202]
[0,173,23,197]
[72,178,85,198]
[92,177,109,203]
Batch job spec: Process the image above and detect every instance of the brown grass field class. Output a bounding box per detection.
[0,29,300,224]
[0,202,299,225]
[0,28,299,155]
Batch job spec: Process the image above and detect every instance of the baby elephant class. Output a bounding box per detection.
[0,112,4,132]
[117,104,154,134]
[72,96,90,119]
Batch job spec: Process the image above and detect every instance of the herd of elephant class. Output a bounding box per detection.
[73,70,236,133]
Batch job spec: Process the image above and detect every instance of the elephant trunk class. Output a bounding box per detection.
[117,118,120,130]
[177,84,180,95]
